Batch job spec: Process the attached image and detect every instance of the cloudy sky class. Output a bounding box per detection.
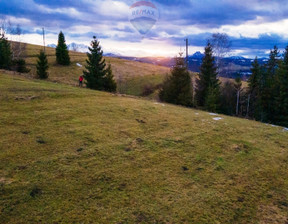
[1,0,288,58]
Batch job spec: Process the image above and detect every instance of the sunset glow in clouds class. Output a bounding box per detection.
[1,0,288,57]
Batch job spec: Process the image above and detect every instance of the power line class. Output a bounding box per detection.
[185,38,188,67]
[42,27,45,53]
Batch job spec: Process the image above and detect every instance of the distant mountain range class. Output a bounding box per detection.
[47,43,268,79]
[112,51,269,79]
[47,43,89,53]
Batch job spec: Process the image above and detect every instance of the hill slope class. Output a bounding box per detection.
[0,72,287,223]
[23,43,235,97]
[23,43,170,96]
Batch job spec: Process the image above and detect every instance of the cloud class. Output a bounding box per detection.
[1,0,288,57]
[220,17,288,39]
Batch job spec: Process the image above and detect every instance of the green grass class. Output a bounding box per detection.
[22,43,170,96]
[0,72,288,223]
[22,43,235,98]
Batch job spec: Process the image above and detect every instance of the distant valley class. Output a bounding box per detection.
[48,43,268,79]
[115,52,269,80]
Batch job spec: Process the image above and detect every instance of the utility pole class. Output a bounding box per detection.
[246,94,250,117]
[0,27,4,37]
[185,38,188,68]
[42,27,46,53]
[236,90,240,116]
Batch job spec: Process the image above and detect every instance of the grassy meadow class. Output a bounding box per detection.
[23,43,170,96]
[0,72,288,223]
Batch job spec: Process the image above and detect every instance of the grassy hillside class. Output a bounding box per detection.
[0,72,287,223]
[22,42,237,97]
[23,43,170,96]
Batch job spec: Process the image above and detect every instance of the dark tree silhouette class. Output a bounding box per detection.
[36,51,49,79]
[56,31,70,65]
[159,53,193,107]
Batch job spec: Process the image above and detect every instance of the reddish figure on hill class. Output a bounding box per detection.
[79,75,84,87]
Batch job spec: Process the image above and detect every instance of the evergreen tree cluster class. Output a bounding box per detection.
[159,42,221,112]
[247,46,288,126]
[158,43,288,127]
[83,36,116,92]
[159,54,193,107]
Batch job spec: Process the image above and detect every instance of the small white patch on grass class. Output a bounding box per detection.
[213,117,223,121]
[154,102,165,106]
[76,63,82,67]
[209,113,218,116]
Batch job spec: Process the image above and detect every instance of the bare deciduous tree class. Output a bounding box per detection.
[209,33,231,76]
[70,43,79,52]
[10,24,26,60]
[0,19,26,60]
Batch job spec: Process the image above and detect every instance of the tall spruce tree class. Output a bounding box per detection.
[266,46,279,76]
[249,57,261,94]
[196,42,220,111]
[259,46,280,122]
[36,51,49,79]
[248,57,262,118]
[84,36,117,92]
[83,36,106,90]
[159,54,193,107]
[220,80,237,115]
[0,33,12,69]
[56,31,70,65]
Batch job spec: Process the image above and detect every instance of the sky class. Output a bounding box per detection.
[1,0,288,58]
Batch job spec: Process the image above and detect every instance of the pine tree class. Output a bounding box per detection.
[266,46,279,76]
[83,36,107,90]
[56,31,70,65]
[249,57,261,94]
[104,63,117,92]
[205,87,220,112]
[196,42,220,111]
[159,54,193,107]
[259,46,280,122]
[274,46,288,126]
[36,51,49,79]
[248,57,262,118]
[0,33,12,69]
[14,59,30,73]
[220,80,236,115]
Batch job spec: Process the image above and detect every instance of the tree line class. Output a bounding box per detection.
[1,25,287,126]
[0,27,116,92]
[159,43,288,127]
